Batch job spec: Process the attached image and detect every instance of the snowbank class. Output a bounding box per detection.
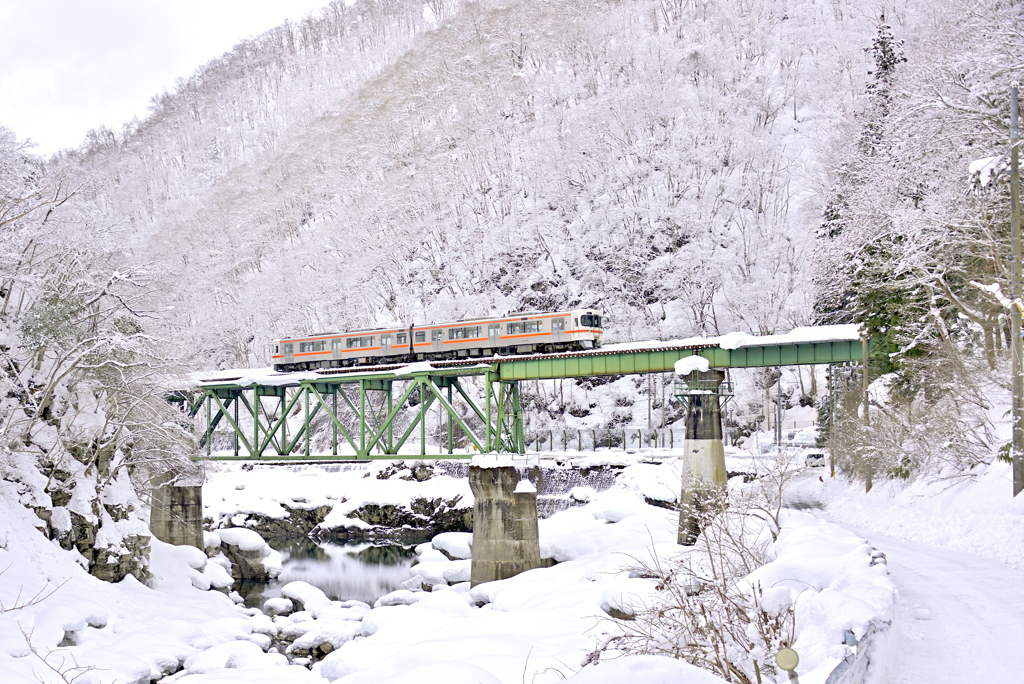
[819,461,1024,569]
[203,461,473,537]
[0,489,301,684]
[561,655,726,683]
[743,511,896,682]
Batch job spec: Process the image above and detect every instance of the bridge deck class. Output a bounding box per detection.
[196,325,865,390]
[181,325,866,461]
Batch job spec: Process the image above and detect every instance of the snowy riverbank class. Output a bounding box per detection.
[2,457,899,683]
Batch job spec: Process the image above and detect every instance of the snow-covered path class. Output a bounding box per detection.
[855,532,1024,684]
[783,470,1024,682]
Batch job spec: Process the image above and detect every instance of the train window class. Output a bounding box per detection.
[360,336,373,347]
[274,345,279,354]
[397,332,407,344]
[466,326,480,338]
[524,321,541,334]
[299,342,310,353]
[315,341,326,352]
[450,328,465,340]
[284,343,293,355]
[580,314,603,328]
[507,322,521,335]
[347,338,358,349]
[415,331,426,343]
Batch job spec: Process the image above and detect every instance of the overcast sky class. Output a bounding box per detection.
[0,0,333,156]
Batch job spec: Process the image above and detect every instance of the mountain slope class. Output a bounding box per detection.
[59,0,881,369]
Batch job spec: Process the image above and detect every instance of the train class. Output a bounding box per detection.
[271,308,604,372]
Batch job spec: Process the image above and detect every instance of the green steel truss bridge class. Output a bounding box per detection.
[170,327,868,461]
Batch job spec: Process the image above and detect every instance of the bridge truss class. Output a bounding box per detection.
[182,332,869,460]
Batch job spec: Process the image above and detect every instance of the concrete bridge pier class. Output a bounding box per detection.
[678,369,728,545]
[469,465,542,586]
[150,476,204,550]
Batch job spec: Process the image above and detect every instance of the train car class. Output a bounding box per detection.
[270,309,603,372]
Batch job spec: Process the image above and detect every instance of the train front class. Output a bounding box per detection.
[574,309,603,349]
[270,338,293,371]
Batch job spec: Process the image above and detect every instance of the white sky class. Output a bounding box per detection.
[0,0,333,156]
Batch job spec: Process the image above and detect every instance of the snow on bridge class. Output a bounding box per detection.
[191,324,865,389]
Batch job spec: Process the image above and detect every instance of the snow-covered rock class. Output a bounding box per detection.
[431,531,472,560]
[282,581,332,612]
[215,528,281,581]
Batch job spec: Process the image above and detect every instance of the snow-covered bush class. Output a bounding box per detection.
[828,345,994,486]
[1,125,198,582]
[587,503,789,684]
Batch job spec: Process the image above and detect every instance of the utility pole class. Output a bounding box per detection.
[1011,83,1023,497]
[862,337,870,425]
[776,368,783,449]
[648,374,653,431]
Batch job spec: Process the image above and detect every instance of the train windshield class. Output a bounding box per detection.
[580,314,602,328]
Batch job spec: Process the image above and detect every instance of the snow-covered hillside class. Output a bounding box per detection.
[55,0,885,370]
[2,0,1024,681]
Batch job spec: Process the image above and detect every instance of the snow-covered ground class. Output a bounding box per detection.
[3,455,899,684]
[0,490,319,684]
[204,461,474,535]
[10,440,1023,684]
[786,460,1024,570]
[784,461,1024,682]
[850,531,1024,684]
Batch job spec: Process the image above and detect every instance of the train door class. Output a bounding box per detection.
[431,328,444,353]
[381,333,392,356]
[414,330,426,357]
[552,317,566,343]
[488,323,500,350]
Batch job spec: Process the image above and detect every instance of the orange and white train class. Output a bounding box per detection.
[270,309,603,372]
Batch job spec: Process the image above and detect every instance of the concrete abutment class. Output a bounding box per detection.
[150,482,204,550]
[468,465,542,586]
[678,369,728,545]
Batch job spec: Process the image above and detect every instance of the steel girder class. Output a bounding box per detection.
[200,372,524,460]
[497,339,869,380]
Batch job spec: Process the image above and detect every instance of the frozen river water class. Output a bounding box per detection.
[239,538,417,608]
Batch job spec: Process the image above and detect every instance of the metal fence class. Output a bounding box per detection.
[525,428,683,452]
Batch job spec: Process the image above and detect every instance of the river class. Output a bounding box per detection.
[234,537,418,609]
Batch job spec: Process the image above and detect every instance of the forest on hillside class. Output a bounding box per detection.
[2,0,1023,485]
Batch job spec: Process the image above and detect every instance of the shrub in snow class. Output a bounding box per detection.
[585,504,791,684]
[827,348,994,487]
[586,495,896,684]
